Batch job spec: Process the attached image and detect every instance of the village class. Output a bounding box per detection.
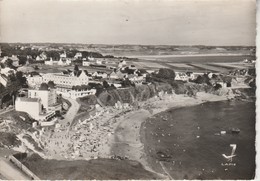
[0,44,256,179]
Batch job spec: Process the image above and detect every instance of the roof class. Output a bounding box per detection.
[0,74,8,80]
[18,97,40,102]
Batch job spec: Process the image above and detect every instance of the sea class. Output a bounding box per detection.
[141,100,255,180]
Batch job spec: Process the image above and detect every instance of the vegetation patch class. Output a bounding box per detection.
[20,153,160,180]
[0,132,21,148]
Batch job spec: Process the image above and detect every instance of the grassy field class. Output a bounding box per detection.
[21,154,160,180]
[130,55,255,73]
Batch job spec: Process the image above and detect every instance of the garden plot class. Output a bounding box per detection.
[136,62,168,69]
[167,63,194,68]
[209,63,248,69]
[188,63,230,72]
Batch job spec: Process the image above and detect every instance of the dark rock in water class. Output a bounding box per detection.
[156,151,172,160]
[230,128,240,134]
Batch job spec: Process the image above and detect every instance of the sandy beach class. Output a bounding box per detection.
[108,91,235,178]
[28,90,236,179]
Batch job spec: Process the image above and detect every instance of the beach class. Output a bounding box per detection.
[31,89,249,179]
[109,91,235,178]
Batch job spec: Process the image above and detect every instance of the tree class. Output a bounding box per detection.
[214,83,222,90]
[122,78,134,87]
[249,79,256,88]
[74,65,79,72]
[18,55,27,65]
[15,71,26,85]
[156,68,175,80]
[39,83,49,90]
[194,74,210,84]
[47,81,55,88]
[8,73,16,82]
[103,80,110,89]
[5,59,13,68]
[0,63,5,68]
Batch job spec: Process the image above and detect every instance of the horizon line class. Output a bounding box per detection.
[0,42,256,47]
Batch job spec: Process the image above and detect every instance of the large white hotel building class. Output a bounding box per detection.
[27,71,89,89]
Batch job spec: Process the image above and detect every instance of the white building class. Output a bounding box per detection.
[45,58,55,65]
[36,53,47,61]
[74,52,82,59]
[82,60,90,66]
[15,97,56,121]
[28,88,57,110]
[118,60,127,68]
[58,89,96,99]
[175,72,189,81]
[45,57,71,66]
[0,67,16,76]
[58,58,71,66]
[27,75,43,88]
[92,71,108,79]
[60,52,67,58]
[96,59,103,65]
[15,87,60,121]
[0,74,9,87]
[88,57,95,61]
[42,71,89,88]
[15,97,42,120]
[128,75,145,84]
[128,64,137,70]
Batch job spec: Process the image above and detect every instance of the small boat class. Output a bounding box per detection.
[230,128,240,134]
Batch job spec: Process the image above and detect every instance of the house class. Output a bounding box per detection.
[82,59,90,66]
[45,58,55,65]
[175,72,189,81]
[128,74,144,84]
[26,74,43,88]
[36,52,47,61]
[109,71,127,80]
[118,60,127,68]
[0,74,10,87]
[36,56,42,61]
[128,64,137,70]
[88,57,95,61]
[96,59,103,65]
[74,52,82,59]
[1,56,19,66]
[207,72,213,79]
[60,52,67,58]
[15,97,43,120]
[58,58,67,66]
[66,89,96,99]
[186,71,195,80]
[42,70,89,89]
[28,87,57,111]
[0,67,16,76]
[92,71,108,79]
[1,56,8,63]
[15,96,57,122]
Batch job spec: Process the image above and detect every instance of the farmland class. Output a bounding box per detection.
[130,55,255,73]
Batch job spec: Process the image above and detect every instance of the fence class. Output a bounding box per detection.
[9,155,40,180]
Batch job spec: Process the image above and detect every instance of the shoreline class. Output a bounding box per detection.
[126,53,253,59]
[16,90,238,179]
[109,91,235,178]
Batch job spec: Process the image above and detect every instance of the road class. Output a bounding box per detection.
[0,107,14,115]
[60,97,80,131]
[0,158,30,180]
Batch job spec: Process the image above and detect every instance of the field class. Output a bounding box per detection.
[130,55,255,73]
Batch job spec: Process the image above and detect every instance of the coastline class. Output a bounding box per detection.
[109,91,234,178]
[126,53,253,59]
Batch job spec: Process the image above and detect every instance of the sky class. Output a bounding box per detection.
[0,0,256,46]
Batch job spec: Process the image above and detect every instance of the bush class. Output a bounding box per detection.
[155,68,175,80]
